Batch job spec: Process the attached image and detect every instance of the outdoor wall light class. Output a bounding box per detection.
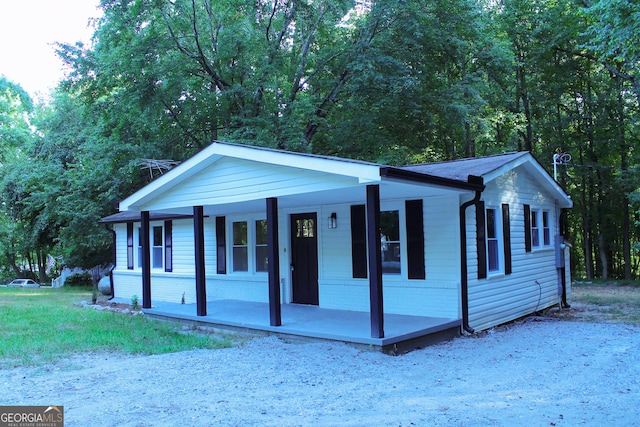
[328,212,337,229]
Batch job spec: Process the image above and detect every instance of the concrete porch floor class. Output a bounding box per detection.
[136,299,461,354]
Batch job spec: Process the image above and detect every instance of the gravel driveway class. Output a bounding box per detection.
[1,318,638,426]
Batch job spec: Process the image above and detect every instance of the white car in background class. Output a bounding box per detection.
[6,279,40,288]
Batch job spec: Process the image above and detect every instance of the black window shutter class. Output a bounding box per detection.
[351,205,367,278]
[524,204,532,253]
[502,204,512,275]
[476,201,487,279]
[127,223,134,270]
[164,220,173,272]
[216,216,227,274]
[405,199,426,279]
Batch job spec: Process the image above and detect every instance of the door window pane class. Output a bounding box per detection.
[296,219,315,238]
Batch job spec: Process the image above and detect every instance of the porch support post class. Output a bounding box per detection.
[267,197,281,326]
[194,205,207,316]
[366,184,384,338]
[141,210,152,309]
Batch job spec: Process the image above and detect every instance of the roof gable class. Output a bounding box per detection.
[119,142,383,211]
[132,156,368,211]
[401,152,572,208]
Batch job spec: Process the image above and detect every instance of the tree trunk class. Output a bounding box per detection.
[580,147,594,279]
[622,196,631,279]
[616,78,632,280]
[5,247,21,276]
[26,252,35,277]
[598,233,608,280]
[464,121,475,158]
[581,181,593,279]
[36,250,47,283]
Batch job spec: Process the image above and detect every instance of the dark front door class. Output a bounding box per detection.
[290,213,319,305]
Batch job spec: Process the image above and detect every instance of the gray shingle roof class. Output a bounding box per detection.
[99,211,193,224]
[399,152,529,181]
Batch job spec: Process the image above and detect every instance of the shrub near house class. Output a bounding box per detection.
[64,272,92,287]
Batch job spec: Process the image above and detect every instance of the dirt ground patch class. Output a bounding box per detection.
[547,284,640,325]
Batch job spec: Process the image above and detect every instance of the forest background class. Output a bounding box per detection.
[0,0,638,283]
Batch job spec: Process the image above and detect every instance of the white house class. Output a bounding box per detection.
[100,141,572,349]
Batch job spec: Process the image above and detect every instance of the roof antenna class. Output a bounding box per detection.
[552,151,571,181]
[140,159,181,179]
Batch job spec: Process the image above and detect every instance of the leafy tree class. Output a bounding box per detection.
[582,0,640,106]
[0,77,50,281]
[1,0,638,282]
[0,77,34,157]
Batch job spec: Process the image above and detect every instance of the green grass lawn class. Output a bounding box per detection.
[0,286,234,367]
[570,281,640,325]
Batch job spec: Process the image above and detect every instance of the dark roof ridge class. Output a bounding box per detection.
[212,140,383,167]
[400,151,527,168]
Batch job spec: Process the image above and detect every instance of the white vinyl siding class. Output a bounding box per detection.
[140,158,363,211]
[468,169,561,331]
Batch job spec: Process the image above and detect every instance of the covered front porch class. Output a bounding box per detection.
[139,299,461,354]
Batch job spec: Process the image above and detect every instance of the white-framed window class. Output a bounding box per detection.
[232,221,248,272]
[380,210,401,275]
[530,208,552,249]
[486,207,501,272]
[138,227,142,269]
[152,226,163,269]
[255,220,268,272]
[352,200,425,280]
[542,211,551,246]
[231,217,268,274]
[531,210,540,248]
[137,224,166,270]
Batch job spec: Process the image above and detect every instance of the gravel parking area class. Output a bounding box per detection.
[1,317,638,426]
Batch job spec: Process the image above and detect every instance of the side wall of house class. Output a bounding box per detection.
[466,168,563,331]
